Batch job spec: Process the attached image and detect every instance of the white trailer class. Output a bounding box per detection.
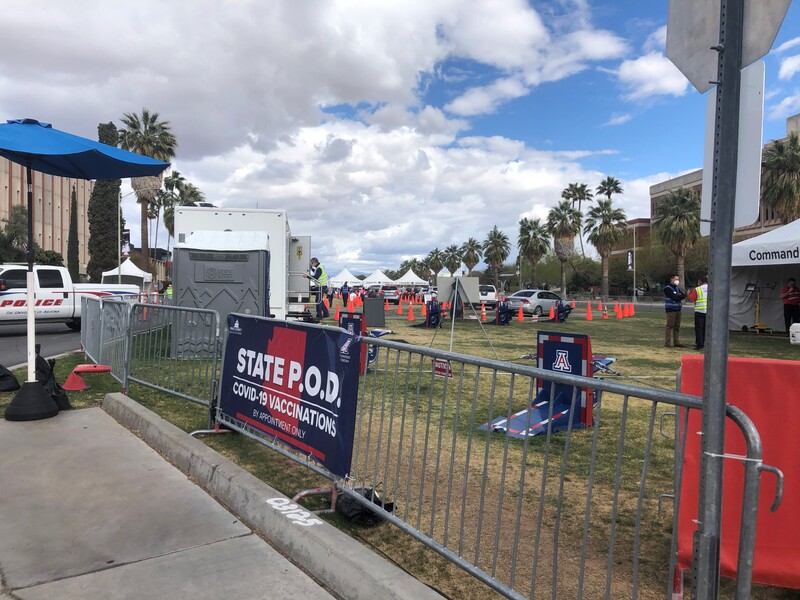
[173,207,311,319]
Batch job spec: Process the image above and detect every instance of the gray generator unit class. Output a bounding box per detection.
[174,231,271,318]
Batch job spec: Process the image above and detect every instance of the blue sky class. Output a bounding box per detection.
[0,0,798,275]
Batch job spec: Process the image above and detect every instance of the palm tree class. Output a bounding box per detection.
[584,199,628,298]
[442,244,462,275]
[546,200,582,294]
[425,248,444,280]
[652,188,701,285]
[761,131,800,223]
[518,218,549,287]
[561,183,593,256]
[596,176,623,201]
[119,108,177,268]
[460,237,483,275]
[482,226,511,289]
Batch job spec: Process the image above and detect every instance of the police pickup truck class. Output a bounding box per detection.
[0,265,139,330]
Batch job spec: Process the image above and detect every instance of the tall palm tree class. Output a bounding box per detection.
[482,226,511,289]
[584,199,628,298]
[442,244,462,275]
[460,237,483,275]
[119,108,177,268]
[761,131,800,223]
[652,188,701,285]
[425,248,444,281]
[518,217,549,287]
[546,200,582,294]
[596,176,623,201]
[162,179,205,252]
[561,183,593,256]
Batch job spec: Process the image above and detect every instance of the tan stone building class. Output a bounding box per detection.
[1,157,94,275]
[648,112,800,243]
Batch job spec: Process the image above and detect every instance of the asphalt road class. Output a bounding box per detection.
[0,323,81,370]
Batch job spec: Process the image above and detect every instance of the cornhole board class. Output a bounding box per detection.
[677,356,800,589]
[480,331,594,438]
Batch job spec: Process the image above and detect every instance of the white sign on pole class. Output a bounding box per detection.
[700,60,765,235]
[666,0,790,93]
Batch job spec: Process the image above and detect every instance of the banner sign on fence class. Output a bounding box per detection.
[536,330,594,427]
[218,314,361,477]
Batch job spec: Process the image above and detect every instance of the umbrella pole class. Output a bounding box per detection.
[4,163,59,421]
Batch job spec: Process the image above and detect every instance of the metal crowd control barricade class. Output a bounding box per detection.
[81,296,133,384]
[124,303,220,412]
[213,331,774,600]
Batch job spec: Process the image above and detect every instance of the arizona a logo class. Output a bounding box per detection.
[552,349,572,372]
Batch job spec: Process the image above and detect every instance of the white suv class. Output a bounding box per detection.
[479,284,498,308]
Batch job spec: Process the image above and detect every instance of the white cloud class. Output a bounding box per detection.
[643,26,667,53]
[604,113,633,126]
[617,52,690,101]
[445,77,529,116]
[768,92,800,121]
[779,55,800,81]
[774,37,800,53]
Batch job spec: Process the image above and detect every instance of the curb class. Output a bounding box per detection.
[102,393,444,600]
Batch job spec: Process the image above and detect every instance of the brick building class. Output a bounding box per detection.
[1,157,94,275]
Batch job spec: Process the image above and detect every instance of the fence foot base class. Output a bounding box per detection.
[190,424,233,438]
[292,485,339,512]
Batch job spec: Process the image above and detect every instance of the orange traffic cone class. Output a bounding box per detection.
[548,305,555,320]
[421,302,427,316]
[625,303,632,317]
[334,304,341,321]
[347,298,355,313]
[517,306,524,322]
[586,302,593,321]
[630,303,635,317]
[597,301,602,311]
[407,303,415,321]
[480,302,486,321]
[385,299,390,311]
[323,296,330,309]
[397,301,403,315]
[616,304,623,319]
[355,295,363,307]
[571,299,576,309]
[602,307,609,319]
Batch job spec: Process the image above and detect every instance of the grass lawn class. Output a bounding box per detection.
[1,302,797,599]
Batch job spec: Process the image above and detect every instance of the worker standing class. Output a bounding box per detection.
[307,257,330,319]
[687,275,708,350]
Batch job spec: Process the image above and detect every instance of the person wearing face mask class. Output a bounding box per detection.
[663,274,687,348]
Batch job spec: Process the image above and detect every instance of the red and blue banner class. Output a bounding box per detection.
[218,314,361,478]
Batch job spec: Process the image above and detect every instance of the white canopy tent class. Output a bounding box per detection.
[730,219,800,332]
[394,269,427,286]
[329,267,361,287]
[101,258,153,290]
[362,269,394,285]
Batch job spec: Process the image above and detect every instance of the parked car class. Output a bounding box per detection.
[367,284,401,303]
[505,289,564,316]
[478,284,498,308]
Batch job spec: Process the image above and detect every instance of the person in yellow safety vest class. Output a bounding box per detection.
[687,275,708,350]
[306,257,330,319]
[165,282,173,304]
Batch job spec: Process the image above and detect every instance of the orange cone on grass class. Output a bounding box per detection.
[602,307,609,319]
[480,302,486,321]
[397,301,403,315]
[630,303,635,317]
[586,302,593,321]
[347,298,355,313]
[517,306,525,322]
[385,299,390,311]
[421,302,427,317]
[407,303,415,321]
[334,304,341,321]
[597,301,602,311]
[616,304,623,319]
[548,305,555,320]
[571,299,576,309]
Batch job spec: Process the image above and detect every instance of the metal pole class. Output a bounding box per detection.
[25,165,36,382]
[694,0,743,597]
[632,226,637,303]
[118,191,122,285]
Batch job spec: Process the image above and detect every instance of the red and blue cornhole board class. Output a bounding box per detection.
[677,356,800,589]
[481,331,594,438]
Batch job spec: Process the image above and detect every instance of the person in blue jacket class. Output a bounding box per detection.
[663,274,687,348]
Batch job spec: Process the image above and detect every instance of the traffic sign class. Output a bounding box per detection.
[666,0,790,93]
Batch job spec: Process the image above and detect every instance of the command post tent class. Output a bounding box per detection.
[394,269,427,286]
[362,269,394,285]
[101,258,153,290]
[730,218,800,332]
[329,267,360,287]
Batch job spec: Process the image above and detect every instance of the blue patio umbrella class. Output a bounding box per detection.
[0,118,169,421]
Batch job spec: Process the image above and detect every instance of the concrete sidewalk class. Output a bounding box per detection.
[0,398,444,600]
